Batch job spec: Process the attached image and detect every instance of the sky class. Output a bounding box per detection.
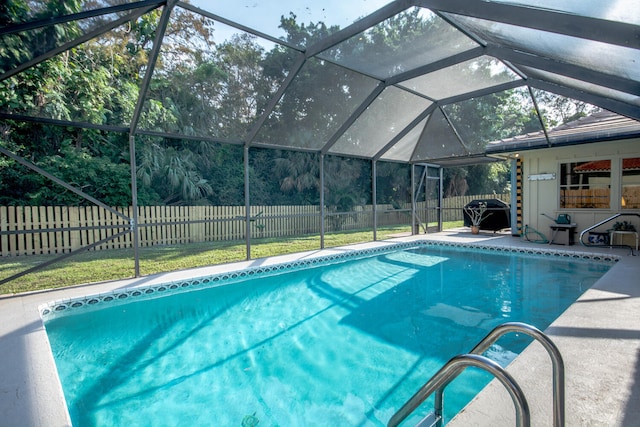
[487,0,639,25]
[188,0,393,42]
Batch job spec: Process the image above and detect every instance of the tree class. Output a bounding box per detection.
[0,131,132,206]
[1,5,597,209]
[0,0,83,73]
[441,86,540,196]
[376,162,411,206]
[534,90,601,127]
[0,5,153,206]
[273,151,320,204]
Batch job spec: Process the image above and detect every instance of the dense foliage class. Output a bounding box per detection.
[0,2,592,207]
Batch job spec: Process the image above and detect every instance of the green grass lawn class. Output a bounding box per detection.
[0,223,464,295]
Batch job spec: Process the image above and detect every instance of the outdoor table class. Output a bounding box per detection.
[548,223,577,245]
[609,230,639,251]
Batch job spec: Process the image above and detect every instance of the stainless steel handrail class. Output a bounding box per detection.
[387,353,530,427]
[468,322,565,427]
[388,322,565,427]
[579,213,640,254]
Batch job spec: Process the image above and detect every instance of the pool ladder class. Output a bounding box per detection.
[579,212,640,255]
[387,322,565,427]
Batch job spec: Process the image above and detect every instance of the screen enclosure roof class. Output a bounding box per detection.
[1,0,639,165]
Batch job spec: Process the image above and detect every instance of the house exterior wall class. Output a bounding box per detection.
[520,138,640,241]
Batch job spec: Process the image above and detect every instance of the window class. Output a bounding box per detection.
[622,157,640,209]
[560,160,611,209]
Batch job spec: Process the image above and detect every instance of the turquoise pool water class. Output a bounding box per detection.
[44,244,612,426]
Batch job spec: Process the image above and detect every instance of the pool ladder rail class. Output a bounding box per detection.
[579,212,640,255]
[387,322,565,427]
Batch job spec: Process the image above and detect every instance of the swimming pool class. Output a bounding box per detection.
[41,242,614,426]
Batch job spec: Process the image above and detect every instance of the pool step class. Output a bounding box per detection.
[415,411,440,427]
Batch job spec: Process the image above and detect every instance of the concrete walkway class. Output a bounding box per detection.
[0,231,638,426]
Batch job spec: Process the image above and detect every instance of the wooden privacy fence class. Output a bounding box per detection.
[0,193,509,256]
[561,188,610,209]
[439,193,511,222]
[559,187,640,209]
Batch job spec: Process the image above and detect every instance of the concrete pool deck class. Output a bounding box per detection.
[0,230,638,426]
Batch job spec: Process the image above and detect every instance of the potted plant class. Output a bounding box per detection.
[611,220,636,232]
[464,201,492,234]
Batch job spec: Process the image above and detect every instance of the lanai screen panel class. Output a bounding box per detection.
[520,66,640,108]
[137,8,290,139]
[484,0,640,25]
[442,87,543,154]
[398,56,521,101]
[0,21,152,126]
[255,58,380,150]
[0,10,147,74]
[379,116,429,162]
[188,0,391,47]
[13,0,151,19]
[317,7,479,79]
[412,108,468,162]
[330,87,432,158]
[444,14,640,83]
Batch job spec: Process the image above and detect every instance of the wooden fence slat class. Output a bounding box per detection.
[175,205,180,244]
[31,206,40,255]
[149,205,157,246]
[99,206,107,250]
[174,206,179,244]
[55,206,63,253]
[88,206,97,250]
[121,207,131,248]
[166,206,172,244]
[3,207,15,256]
[175,206,181,244]
[7,207,14,256]
[60,207,68,252]
[190,206,196,242]
[17,206,27,255]
[159,205,164,245]
[182,206,188,244]
[25,206,34,255]
[33,207,42,254]
[92,205,100,249]
[140,206,148,247]
[103,207,112,250]
[217,206,221,240]
[112,208,120,249]
[124,207,131,248]
[138,206,146,247]
[77,206,85,249]
[53,206,62,253]
[213,206,218,241]
[108,208,116,249]
[85,206,93,248]
[161,206,166,245]
[34,206,51,254]
[167,206,173,245]
[0,206,8,257]
[46,206,54,254]
[147,205,154,246]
